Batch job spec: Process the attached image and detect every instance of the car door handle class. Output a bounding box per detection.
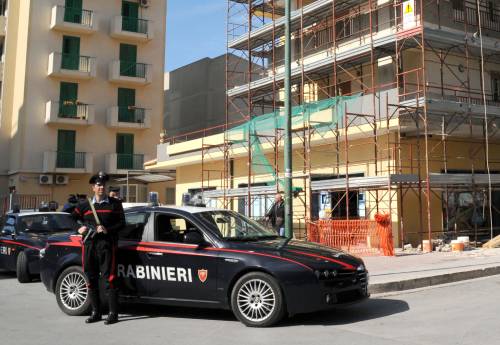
[146,252,163,257]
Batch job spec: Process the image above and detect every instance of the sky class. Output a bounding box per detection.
[165,0,227,72]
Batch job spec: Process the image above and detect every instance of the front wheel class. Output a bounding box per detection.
[230,272,285,327]
[16,251,32,283]
[55,266,90,316]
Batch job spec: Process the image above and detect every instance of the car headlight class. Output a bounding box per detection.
[39,248,46,258]
[357,264,365,272]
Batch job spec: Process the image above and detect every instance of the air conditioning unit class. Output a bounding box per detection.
[139,0,149,8]
[39,174,53,185]
[55,175,69,185]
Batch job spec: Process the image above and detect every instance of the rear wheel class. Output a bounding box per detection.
[55,266,90,316]
[230,272,285,327]
[16,251,32,283]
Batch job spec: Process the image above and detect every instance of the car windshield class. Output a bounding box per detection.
[196,210,279,240]
[18,214,77,233]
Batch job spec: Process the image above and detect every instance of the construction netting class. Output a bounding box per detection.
[227,95,360,187]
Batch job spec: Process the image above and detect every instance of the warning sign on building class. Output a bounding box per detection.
[402,0,416,29]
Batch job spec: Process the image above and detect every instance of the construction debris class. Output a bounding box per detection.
[483,235,500,249]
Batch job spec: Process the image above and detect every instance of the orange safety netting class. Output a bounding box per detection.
[307,214,394,256]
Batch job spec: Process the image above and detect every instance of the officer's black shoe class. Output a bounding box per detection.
[104,313,118,325]
[85,312,102,324]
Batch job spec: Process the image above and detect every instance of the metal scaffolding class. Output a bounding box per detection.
[165,0,500,246]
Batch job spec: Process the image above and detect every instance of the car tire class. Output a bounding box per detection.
[16,251,32,283]
[55,266,91,316]
[230,271,285,327]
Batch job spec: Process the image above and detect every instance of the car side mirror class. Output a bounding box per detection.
[184,231,205,246]
[1,228,14,237]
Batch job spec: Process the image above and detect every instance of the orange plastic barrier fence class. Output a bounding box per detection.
[307,215,394,256]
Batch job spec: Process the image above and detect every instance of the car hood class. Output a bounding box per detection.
[227,239,364,270]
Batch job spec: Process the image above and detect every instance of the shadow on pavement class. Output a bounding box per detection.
[283,298,409,326]
[117,297,409,327]
[118,303,237,323]
[0,271,16,280]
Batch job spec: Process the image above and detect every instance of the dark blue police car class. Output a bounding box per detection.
[0,212,78,283]
[40,206,368,327]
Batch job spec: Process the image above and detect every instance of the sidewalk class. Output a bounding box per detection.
[364,248,500,293]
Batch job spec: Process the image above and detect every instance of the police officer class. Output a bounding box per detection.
[108,186,121,201]
[73,172,125,325]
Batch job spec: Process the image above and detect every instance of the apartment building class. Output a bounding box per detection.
[148,0,500,246]
[0,0,166,207]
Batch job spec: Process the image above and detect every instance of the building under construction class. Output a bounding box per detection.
[149,0,500,247]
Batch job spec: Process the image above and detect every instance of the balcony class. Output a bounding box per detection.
[110,16,153,43]
[106,106,151,129]
[50,5,97,34]
[45,100,95,125]
[108,60,152,86]
[43,151,93,174]
[105,153,145,174]
[0,14,5,36]
[48,52,96,80]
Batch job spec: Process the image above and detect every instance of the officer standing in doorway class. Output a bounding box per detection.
[73,172,125,325]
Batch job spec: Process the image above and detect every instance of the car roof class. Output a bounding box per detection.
[7,212,71,217]
[125,205,225,214]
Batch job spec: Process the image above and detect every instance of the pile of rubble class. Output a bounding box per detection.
[401,236,482,253]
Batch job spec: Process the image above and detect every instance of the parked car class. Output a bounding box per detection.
[40,206,368,327]
[0,212,78,283]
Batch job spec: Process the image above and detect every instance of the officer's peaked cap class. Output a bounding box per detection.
[89,171,110,185]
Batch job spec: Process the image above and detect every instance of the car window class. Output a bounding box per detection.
[155,213,198,243]
[1,216,16,234]
[120,212,149,241]
[196,210,278,240]
[18,214,76,233]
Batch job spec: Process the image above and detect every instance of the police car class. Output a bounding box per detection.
[40,206,368,327]
[0,212,78,283]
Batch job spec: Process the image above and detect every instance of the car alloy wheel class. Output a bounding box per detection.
[59,271,88,311]
[237,278,276,323]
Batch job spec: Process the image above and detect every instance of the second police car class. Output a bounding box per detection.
[40,206,369,327]
[0,211,78,283]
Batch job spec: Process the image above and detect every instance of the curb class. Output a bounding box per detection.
[368,265,500,294]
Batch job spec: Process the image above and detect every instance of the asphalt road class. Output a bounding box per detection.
[0,272,498,345]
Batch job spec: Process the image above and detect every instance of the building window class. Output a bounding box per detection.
[451,0,464,11]
[489,1,497,23]
[492,73,500,102]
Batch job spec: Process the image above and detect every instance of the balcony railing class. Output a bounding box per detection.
[118,106,146,123]
[56,151,87,169]
[122,16,149,34]
[63,6,93,26]
[117,154,144,170]
[454,2,500,32]
[120,61,147,78]
[57,101,91,119]
[60,53,93,72]
[50,5,97,34]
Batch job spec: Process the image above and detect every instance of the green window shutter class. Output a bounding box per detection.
[61,36,80,70]
[122,1,139,32]
[57,130,76,168]
[59,82,78,118]
[117,133,134,169]
[118,88,136,122]
[64,0,83,23]
[120,43,137,77]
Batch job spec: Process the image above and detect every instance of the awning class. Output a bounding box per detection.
[114,174,174,184]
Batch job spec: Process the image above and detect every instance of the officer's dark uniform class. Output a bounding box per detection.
[73,173,125,325]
